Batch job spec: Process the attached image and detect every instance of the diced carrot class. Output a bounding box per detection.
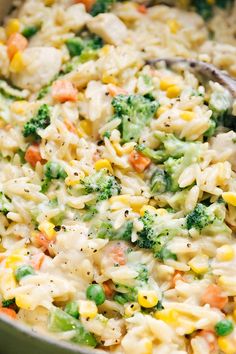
[129,150,151,173]
[52,80,78,103]
[30,253,45,270]
[74,0,96,11]
[7,33,28,60]
[64,119,77,134]
[201,284,228,310]
[110,243,127,266]
[34,233,54,251]
[103,281,114,297]
[137,4,147,14]
[198,330,217,353]
[25,144,44,167]
[171,270,185,288]
[0,307,17,319]
[107,84,128,97]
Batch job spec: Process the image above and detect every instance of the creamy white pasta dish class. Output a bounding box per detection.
[0,0,236,353]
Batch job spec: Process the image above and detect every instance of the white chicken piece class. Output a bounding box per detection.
[210,131,236,171]
[11,47,62,91]
[87,13,128,46]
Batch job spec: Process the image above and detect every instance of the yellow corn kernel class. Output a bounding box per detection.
[142,339,153,354]
[124,302,141,317]
[94,159,113,174]
[140,205,157,217]
[138,290,158,308]
[167,85,181,99]
[102,74,118,85]
[79,300,97,319]
[154,309,178,325]
[80,120,92,136]
[100,45,111,56]
[15,294,32,310]
[110,195,130,205]
[160,78,176,91]
[38,221,56,240]
[222,192,236,207]
[188,254,209,274]
[113,142,135,156]
[11,100,28,115]
[216,245,234,262]
[180,111,195,121]
[5,19,20,37]
[156,208,168,216]
[9,51,25,74]
[167,19,181,34]
[44,0,55,5]
[0,269,17,298]
[218,337,235,354]
[156,106,169,117]
[5,249,26,270]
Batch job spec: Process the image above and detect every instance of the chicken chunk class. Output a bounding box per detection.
[87,13,128,46]
[11,47,62,91]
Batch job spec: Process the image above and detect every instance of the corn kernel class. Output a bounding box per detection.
[110,195,130,205]
[5,19,20,37]
[11,100,28,114]
[38,221,56,240]
[180,111,195,121]
[167,85,181,99]
[79,300,98,319]
[216,245,234,262]
[154,309,178,325]
[100,45,111,56]
[102,74,118,85]
[138,290,158,308]
[94,159,113,174]
[44,0,55,5]
[140,205,157,216]
[188,254,209,274]
[160,78,176,91]
[9,52,25,73]
[113,142,135,156]
[156,106,169,117]
[124,302,141,317]
[142,339,153,354]
[80,120,92,136]
[15,294,32,310]
[156,208,168,216]
[5,249,26,270]
[218,337,235,354]
[222,192,236,207]
[167,19,181,34]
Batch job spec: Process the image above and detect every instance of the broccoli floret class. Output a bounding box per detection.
[81,169,121,201]
[137,211,186,259]
[137,132,199,163]
[90,0,116,16]
[186,203,215,230]
[209,88,232,121]
[192,0,213,20]
[95,220,133,241]
[112,94,159,143]
[23,104,51,140]
[82,205,98,222]
[2,298,16,308]
[150,168,169,194]
[65,35,103,60]
[113,286,137,304]
[41,162,67,193]
[136,264,149,283]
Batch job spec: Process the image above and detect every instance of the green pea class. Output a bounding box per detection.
[86,284,105,306]
[64,301,79,319]
[15,265,35,282]
[22,25,39,39]
[215,319,234,336]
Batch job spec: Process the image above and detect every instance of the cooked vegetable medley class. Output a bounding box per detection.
[0,0,236,353]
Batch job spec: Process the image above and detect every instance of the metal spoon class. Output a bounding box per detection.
[147,58,236,98]
[0,0,13,22]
